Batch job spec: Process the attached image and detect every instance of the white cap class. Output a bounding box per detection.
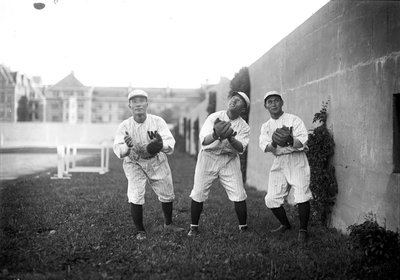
[263,91,282,102]
[233,91,250,109]
[128,89,148,101]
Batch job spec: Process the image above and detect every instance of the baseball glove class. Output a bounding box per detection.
[146,132,163,155]
[219,122,234,140]
[272,126,293,147]
[213,118,232,140]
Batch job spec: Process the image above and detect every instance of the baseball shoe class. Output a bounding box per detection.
[239,224,248,233]
[298,229,308,244]
[187,225,199,236]
[163,223,185,232]
[135,231,147,240]
[270,224,291,234]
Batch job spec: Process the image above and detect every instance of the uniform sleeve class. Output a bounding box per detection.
[259,123,269,151]
[259,122,277,154]
[199,114,215,146]
[234,122,250,154]
[292,116,308,147]
[157,118,175,155]
[113,122,130,159]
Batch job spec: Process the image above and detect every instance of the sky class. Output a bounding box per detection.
[0,0,330,88]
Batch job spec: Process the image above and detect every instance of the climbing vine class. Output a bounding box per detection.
[306,100,338,226]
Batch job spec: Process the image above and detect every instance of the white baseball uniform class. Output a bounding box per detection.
[113,114,175,205]
[190,110,250,202]
[259,112,313,208]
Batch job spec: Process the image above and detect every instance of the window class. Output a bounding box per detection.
[394,94,400,173]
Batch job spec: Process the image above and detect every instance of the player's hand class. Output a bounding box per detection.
[272,126,293,147]
[213,118,231,140]
[281,126,294,146]
[124,131,134,147]
[227,131,237,143]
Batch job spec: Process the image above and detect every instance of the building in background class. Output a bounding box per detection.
[91,87,129,123]
[1,70,205,125]
[44,72,92,123]
[46,73,205,124]
[0,64,45,122]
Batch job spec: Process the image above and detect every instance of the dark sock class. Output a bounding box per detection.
[190,200,203,225]
[130,203,145,232]
[298,201,310,231]
[161,202,173,225]
[234,200,247,225]
[270,206,291,227]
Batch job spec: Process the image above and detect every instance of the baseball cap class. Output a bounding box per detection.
[263,91,282,102]
[232,91,250,109]
[128,89,148,101]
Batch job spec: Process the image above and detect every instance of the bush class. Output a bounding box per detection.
[306,101,338,226]
[348,215,400,265]
[347,215,400,279]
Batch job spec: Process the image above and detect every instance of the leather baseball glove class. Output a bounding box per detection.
[219,122,235,140]
[213,118,232,140]
[146,132,163,155]
[272,126,293,147]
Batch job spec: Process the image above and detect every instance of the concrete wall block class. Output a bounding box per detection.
[339,14,373,69]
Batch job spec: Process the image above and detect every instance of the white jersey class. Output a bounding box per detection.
[199,110,250,155]
[113,114,175,162]
[259,112,308,155]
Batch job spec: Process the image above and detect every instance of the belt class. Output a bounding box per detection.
[140,154,157,160]
[275,150,305,157]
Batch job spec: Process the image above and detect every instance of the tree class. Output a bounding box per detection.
[229,67,250,122]
[229,66,251,182]
[230,67,251,95]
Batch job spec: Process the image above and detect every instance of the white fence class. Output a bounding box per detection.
[0,122,119,148]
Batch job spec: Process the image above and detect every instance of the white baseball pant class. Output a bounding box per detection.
[265,152,312,208]
[190,150,247,202]
[123,153,175,205]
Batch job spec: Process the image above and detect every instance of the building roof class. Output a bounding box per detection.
[92,87,203,99]
[51,72,85,88]
[0,65,16,86]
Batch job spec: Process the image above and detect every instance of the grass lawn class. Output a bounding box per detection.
[0,149,389,279]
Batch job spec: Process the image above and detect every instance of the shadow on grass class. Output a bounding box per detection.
[0,150,371,280]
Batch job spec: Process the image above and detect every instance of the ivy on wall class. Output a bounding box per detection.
[306,100,338,226]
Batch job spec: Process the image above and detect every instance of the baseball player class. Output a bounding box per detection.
[113,89,184,240]
[259,91,312,243]
[188,91,251,236]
